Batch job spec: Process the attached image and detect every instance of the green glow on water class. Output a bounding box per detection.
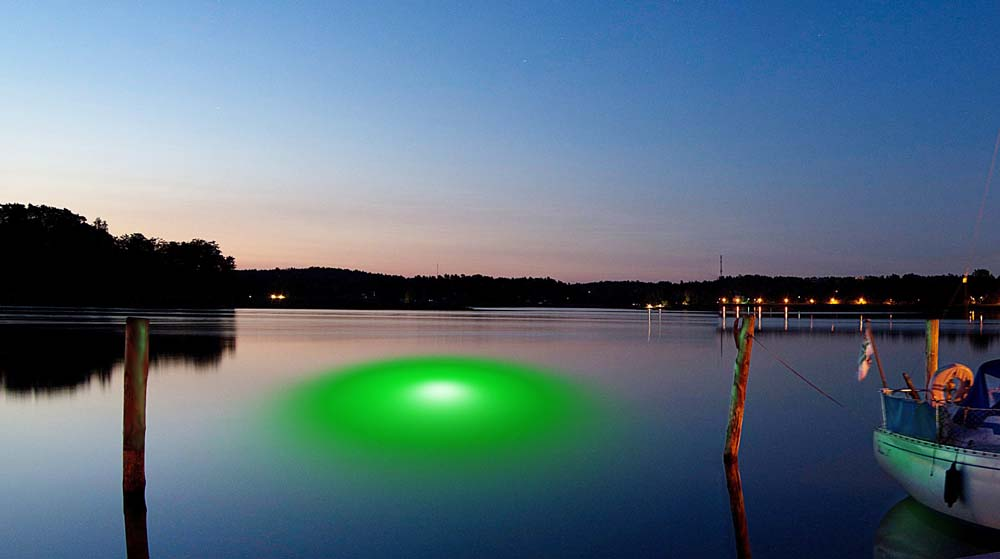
[270,356,601,468]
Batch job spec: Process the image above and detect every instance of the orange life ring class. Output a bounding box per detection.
[930,363,974,405]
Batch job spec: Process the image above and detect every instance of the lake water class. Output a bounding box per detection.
[2,307,999,558]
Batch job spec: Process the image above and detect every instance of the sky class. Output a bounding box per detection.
[2,1,999,282]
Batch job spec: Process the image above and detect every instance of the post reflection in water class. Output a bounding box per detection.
[724,457,752,559]
[123,492,150,559]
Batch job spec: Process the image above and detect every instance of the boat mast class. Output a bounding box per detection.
[925,319,939,388]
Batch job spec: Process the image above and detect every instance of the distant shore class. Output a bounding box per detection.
[3,204,996,315]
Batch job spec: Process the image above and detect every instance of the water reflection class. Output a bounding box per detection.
[3,308,1000,557]
[874,498,1000,558]
[718,316,1000,351]
[0,310,236,394]
[724,457,752,558]
[123,492,149,559]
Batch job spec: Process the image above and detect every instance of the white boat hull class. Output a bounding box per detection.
[874,428,1000,529]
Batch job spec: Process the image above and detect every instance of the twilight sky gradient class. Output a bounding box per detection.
[3,2,999,281]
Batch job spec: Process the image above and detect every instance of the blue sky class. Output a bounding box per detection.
[2,1,999,281]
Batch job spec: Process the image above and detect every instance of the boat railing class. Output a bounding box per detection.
[881,390,1000,452]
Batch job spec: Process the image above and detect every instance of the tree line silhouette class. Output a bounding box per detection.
[240,268,998,313]
[2,203,996,311]
[0,204,235,306]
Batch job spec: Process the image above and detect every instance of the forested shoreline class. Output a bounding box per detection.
[2,204,995,312]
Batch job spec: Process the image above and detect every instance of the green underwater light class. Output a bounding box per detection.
[271,356,599,466]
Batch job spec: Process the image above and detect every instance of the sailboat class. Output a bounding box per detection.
[874,322,1000,529]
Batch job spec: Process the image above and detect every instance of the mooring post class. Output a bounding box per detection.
[925,319,939,387]
[123,317,150,493]
[724,314,756,460]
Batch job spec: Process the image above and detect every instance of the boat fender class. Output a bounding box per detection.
[944,462,962,508]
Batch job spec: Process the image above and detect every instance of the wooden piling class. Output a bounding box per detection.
[925,319,939,387]
[123,317,150,493]
[724,315,756,460]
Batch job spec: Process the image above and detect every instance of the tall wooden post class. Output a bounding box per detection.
[925,319,939,387]
[123,317,150,493]
[724,315,756,460]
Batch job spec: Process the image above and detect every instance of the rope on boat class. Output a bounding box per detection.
[748,334,846,408]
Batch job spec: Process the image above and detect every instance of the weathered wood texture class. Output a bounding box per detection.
[724,315,755,460]
[925,319,939,386]
[123,317,150,493]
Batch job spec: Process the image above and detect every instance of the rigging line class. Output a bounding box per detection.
[748,334,846,408]
[967,128,1000,275]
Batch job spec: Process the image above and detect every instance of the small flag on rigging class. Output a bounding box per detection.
[858,329,874,381]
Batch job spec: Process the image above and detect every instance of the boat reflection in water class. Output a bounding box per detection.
[874,497,1000,559]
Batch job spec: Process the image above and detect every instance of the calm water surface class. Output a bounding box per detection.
[2,307,1000,558]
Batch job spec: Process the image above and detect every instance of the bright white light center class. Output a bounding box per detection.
[415,380,470,403]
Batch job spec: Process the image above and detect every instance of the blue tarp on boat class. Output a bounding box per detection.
[884,394,938,441]
[964,359,1000,410]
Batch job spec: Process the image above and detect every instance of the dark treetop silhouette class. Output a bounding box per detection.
[0,204,236,307]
